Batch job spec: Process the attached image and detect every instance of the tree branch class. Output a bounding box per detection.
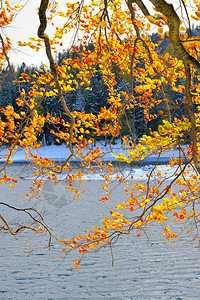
[131,0,150,16]
[149,0,200,71]
[38,0,81,163]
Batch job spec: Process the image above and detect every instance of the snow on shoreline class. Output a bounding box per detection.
[0,140,182,163]
[0,142,191,181]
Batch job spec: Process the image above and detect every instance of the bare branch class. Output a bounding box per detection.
[131,0,150,16]
[180,0,192,37]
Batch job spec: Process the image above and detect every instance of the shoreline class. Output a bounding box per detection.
[0,143,185,165]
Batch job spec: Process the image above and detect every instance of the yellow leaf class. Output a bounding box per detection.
[164,52,169,60]
[99,21,107,27]
[112,152,132,163]
[91,1,98,6]
[147,15,157,24]
[158,27,163,35]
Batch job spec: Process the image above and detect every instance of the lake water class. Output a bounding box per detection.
[0,164,200,299]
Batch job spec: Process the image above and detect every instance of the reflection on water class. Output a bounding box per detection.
[0,164,200,299]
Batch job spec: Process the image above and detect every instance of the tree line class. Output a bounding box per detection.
[2,28,200,145]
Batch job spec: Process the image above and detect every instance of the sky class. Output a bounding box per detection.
[3,0,49,66]
[1,0,196,67]
[2,0,80,66]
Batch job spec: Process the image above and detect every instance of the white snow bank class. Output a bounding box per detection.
[1,142,192,181]
[0,140,182,164]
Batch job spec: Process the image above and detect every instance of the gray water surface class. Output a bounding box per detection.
[0,164,200,299]
[1,231,200,299]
